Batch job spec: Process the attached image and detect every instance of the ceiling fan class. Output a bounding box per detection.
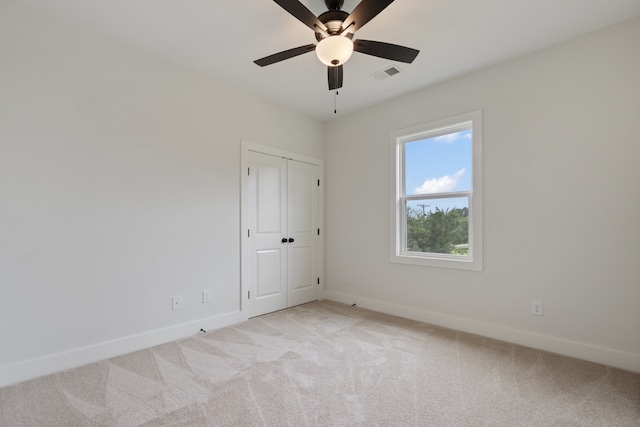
[254,0,419,91]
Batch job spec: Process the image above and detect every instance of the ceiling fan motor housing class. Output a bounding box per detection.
[316,10,351,40]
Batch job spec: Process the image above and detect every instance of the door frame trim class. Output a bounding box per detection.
[240,140,324,315]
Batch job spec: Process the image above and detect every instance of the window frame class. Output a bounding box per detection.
[390,110,483,271]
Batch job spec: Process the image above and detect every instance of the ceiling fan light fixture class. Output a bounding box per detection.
[254,0,420,91]
[316,36,354,66]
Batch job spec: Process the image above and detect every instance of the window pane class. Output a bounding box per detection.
[405,197,469,256]
[404,129,472,196]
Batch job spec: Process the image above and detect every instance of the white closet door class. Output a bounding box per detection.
[287,160,319,307]
[248,152,287,317]
[247,151,319,318]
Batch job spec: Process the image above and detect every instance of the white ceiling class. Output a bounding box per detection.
[13,0,640,121]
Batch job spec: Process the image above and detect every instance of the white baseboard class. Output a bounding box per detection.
[324,290,640,374]
[0,310,248,388]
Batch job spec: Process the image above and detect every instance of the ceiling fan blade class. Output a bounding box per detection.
[342,0,395,32]
[353,39,419,63]
[254,44,316,67]
[328,65,343,90]
[273,0,328,33]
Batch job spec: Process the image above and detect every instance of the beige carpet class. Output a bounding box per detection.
[1,300,638,426]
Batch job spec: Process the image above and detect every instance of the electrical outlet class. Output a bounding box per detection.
[202,289,212,303]
[172,296,182,310]
[531,300,543,316]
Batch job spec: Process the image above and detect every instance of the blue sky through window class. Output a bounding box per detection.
[404,129,472,214]
[405,129,472,196]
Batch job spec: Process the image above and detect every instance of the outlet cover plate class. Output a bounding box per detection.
[531,300,543,316]
[202,289,212,303]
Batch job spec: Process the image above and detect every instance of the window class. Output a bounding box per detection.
[390,110,482,271]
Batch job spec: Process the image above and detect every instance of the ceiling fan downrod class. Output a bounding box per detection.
[325,0,344,11]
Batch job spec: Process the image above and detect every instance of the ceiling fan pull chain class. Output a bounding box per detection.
[334,90,339,114]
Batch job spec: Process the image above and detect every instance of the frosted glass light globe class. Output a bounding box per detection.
[316,36,354,66]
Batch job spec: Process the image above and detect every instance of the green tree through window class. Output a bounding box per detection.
[406,207,468,255]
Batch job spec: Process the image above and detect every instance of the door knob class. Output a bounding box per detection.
[288,238,294,243]
[281,238,287,243]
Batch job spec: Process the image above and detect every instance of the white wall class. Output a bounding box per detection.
[324,18,640,372]
[0,0,323,386]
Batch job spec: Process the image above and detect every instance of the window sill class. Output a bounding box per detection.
[390,252,482,271]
